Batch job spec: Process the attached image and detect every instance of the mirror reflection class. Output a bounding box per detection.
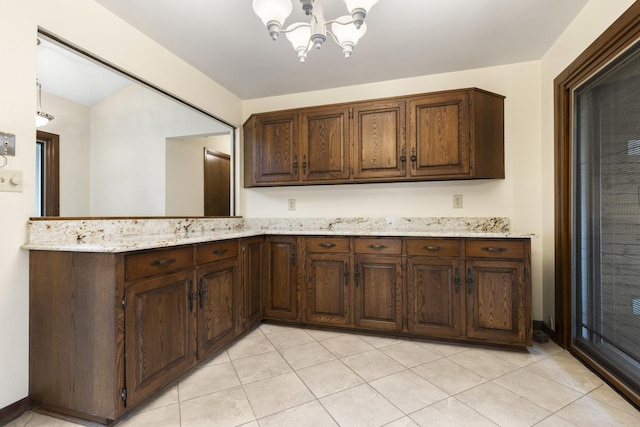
[35,36,235,217]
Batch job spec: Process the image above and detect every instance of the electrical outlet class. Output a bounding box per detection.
[453,194,463,209]
[288,198,296,211]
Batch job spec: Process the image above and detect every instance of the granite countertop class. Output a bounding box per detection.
[22,217,534,253]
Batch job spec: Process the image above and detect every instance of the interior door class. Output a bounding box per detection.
[204,149,230,216]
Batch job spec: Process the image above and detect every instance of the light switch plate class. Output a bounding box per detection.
[0,170,23,192]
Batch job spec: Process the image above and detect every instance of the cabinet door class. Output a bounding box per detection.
[125,270,197,407]
[352,100,407,180]
[197,258,239,359]
[243,237,265,330]
[465,259,530,345]
[354,255,403,331]
[300,106,350,181]
[407,258,463,338]
[407,91,470,177]
[253,112,299,184]
[265,236,300,321]
[305,253,351,326]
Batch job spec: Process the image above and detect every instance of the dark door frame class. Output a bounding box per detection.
[36,130,60,216]
[554,1,640,407]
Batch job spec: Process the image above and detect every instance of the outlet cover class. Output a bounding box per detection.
[453,194,463,209]
[288,199,296,211]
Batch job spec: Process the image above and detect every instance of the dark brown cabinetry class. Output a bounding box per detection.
[304,237,352,326]
[353,238,403,331]
[242,237,265,330]
[244,88,504,187]
[264,236,300,322]
[195,240,240,359]
[406,239,464,338]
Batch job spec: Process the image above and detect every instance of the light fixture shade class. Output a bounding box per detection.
[36,111,53,127]
[331,15,366,46]
[252,0,292,27]
[285,24,312,62]
[342,0,378,14]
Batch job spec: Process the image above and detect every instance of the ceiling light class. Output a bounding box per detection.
[36,80,54,127]
[253,0,377,62]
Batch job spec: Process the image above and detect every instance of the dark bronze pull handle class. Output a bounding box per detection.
[318,242,336,248]
[482,247,507,253]
[454,267,460,293]
[212,248,228,255]
[410,147,417,170]
[291,250,297,266]
[423,245,442,251]
[400,147,407,171]
[151,257,176,267]
[368,244,387,250]
[302,155,307,174]
[293,155,298,174]
[466,268,473,294]
[198,278,205,309]
[344,263,349,285]
[188,281,195,312]
[354,264,360,287]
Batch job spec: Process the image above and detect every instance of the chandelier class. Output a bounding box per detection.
[252,0,378,62]
[36,80,54,127]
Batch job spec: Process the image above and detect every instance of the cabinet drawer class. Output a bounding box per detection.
[196,240,239,264]
[305,237,350,253]
[406,239,460,257]
[354,238,402,255]
[465,239,525,259]
[125,246,193,281]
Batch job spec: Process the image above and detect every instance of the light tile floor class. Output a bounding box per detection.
[8,323,640,427]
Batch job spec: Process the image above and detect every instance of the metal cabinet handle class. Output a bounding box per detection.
[212,248,228,255]
[344,263,350,286]
[198,278,206,309]
[454,267,461,293]
[318,242,337,248]
[354,264,360,287]
[293,155,298,174]
[481,247,507,253]
[466,268,474,294]
[423,245,442,251]
[302,155,307,174]
[410,147,417,169]
[188,281,195,312]
[368,244,387,250]
[151,257,176,267]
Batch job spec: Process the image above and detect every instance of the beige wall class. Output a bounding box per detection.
[0,0,635,411]
[0,0,242,409]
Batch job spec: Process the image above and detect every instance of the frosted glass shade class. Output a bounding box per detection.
[331,15,366,46]
[285,24,311,51]
[342,0,378,13]
[252,0,292,26]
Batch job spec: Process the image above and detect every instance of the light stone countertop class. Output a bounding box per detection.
[22,217,534,253]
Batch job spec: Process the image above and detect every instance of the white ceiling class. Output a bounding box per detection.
[48,0,590,101]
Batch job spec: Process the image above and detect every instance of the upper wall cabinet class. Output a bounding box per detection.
[244,88,504,187]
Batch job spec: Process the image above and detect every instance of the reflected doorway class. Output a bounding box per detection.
[204,149,230,216]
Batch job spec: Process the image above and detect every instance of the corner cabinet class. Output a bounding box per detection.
[244,88,504,187]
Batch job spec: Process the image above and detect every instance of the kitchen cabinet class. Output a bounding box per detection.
[406,239,464,338]
[351,99,406,180]
[353,238,403,331]
[244,88,504,187]
[242,236,265,330]
[195,240,240,359]
[304,237,352,326]
[464,239,531,346]
[300,106,350,182]
[264,236,300,322]
[407,89,504,179]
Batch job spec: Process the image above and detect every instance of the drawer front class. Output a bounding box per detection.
[465,239,525,259]
[406,239,460,257]
[305,237,350,253]
[354,238,402,255]
[125,246,193,281]
[196,240,239,264]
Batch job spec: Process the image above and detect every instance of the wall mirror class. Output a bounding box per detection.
[36,32,236,217]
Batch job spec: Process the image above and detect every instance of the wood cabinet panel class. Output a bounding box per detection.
[465,239,525,259]
[243,237,265,330]
[249,112,299,184]
[353,238,402,255]
[265,236,300,321]
[407,258,463,337]
[301,106,350,181]
[465,259,530,345]
[406,238,461,257]
[305,253,351,326]
[124,246,193,281]
[125,270,196,407]
[196,240,238,264]
[352,100,406,180]
[305,236,350,253]
[354,255,403,331]
[197,259,239,359]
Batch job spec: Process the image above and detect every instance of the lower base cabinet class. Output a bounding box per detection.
[28,234,530,425]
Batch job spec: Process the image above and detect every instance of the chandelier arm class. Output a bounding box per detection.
[279,22,311,34]
[325,18,355,26]
[326,29,341,45]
